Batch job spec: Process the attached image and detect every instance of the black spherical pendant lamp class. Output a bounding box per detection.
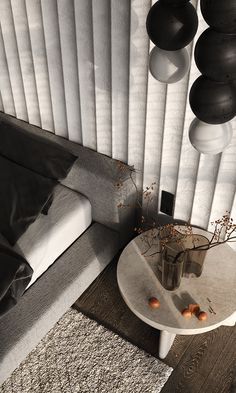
[189,76,236,124]
[194,28,236,82]
[200,0,236,33]
[159,0,190,6]
[146,1,198,51]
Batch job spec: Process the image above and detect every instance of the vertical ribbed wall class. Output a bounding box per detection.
[0,0,235,232]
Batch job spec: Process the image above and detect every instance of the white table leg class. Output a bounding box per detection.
[159,330,176,359]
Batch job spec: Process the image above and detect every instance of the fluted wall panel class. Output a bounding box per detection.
[41,0,68,137]
[0,24,15,116]
[191,154,221,228]
[128,0,150,190]
[57,0,82,142]
[25,0,54,131]
[0,0,27,120]
[111,0,130,162]
[0,0,235,232]
[92,0,112,156]
[142,20,167,214]
[74,0,96,150]
[11,0,41,127]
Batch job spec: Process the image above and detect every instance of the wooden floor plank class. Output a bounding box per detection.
[201,327,236,393]
[161,326,234,393]
[74,255,236,393]
[164,334,195,368]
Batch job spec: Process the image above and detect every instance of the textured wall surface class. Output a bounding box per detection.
[0,0,235,234]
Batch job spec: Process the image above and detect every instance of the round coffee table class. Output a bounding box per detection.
[117,227,236,358]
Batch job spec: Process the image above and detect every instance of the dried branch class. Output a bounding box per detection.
[115,162,236,261]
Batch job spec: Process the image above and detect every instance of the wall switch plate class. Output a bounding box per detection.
[160,190,175,216]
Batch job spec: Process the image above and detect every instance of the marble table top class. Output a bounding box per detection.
[117,227,236,335]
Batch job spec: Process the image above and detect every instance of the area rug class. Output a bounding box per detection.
[0,309,172,393]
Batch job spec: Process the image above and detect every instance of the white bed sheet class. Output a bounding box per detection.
[14,184,92,288]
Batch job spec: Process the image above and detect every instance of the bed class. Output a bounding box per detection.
[0,112,136,385]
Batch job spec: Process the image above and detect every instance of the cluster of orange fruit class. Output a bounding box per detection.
[181,303,207,321]
[148,298,207,321]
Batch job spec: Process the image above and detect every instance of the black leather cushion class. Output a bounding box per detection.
[0,118,77,180]
[0,155,57,245]
[0,242,33,316]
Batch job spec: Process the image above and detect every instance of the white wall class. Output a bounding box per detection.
[0,0,235,232]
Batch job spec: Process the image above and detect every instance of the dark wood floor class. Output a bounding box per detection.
[74,255,236,393]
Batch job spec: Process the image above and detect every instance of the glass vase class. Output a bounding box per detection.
[161,241,185,291]
[183,234,209,277]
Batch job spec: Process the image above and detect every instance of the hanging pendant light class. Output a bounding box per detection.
[189,118,233,155]
[146,1,198,51]
[149,46,190,84]
[189,76,236,124]
[200,0,236,34]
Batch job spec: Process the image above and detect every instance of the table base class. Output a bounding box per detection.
[159,330,176,359]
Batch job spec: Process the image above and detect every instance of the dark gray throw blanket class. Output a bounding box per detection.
[0,244,33,316]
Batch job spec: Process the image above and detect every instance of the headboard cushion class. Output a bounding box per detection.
[0,118,77,180]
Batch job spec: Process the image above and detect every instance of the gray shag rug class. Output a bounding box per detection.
[1,308,172,393]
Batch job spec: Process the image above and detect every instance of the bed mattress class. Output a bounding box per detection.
[14,184,92,288]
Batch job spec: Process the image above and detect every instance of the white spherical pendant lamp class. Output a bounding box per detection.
[189,118,233,154]
[149,46,190,84]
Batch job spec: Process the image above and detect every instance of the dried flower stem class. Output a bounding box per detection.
[116,164,236,259]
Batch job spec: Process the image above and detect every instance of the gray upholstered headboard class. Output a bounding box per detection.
[0,112,137,246]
